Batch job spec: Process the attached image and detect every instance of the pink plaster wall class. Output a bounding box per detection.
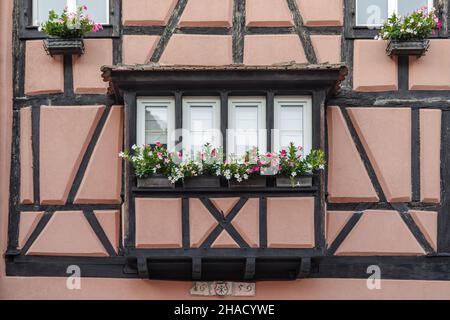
[246,0,294,27]
[327,107,378,203]
[179,0,233,27]
[5,278,450,300]
[25,40,64,95]
[348,108,412,202]
[74,106,123,204]
[122,35,160,65]
[19,107,33,204]
[409,40,450,90]
[159,35,232,66]
[296,0,343,27]
[135,198,183,248]
[420,109,441,203]
[267,197,315,248]
[122,0,177,26]
[72,39,112,94]
[353,40,398,92]
[335,210,425,256]
[244,34,307,65]
[39,106,105,205]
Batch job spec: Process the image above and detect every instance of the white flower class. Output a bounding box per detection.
[132,144,138,150]
[234,174,240,179]
[291,172,297,177]
[243,174,249,180]
[319,165,325,170]
[118,152,125,158]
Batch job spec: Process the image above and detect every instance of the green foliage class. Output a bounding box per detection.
[121,142,326,187]
[378,7,440,40]
[39,5,103,38]
[119,142,175,179]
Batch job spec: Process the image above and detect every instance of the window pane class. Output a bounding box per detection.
[234,106,259,155]
[77,0,109,24]
[190,106,213,131]
[280,105,303,130]
[356,0,388,26]
[398,0,428,16]
[34,0,66,25]
[189,106,214,157]
[145,106,167,145]
[280,131,303,150]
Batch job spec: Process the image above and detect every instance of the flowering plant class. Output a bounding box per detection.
[39,5,103,38]
[222,148,278,183]
[119,142,175,179]
[168,144,223,183]
[278,143,325,186]
[377,7,441,40]
[120,141,326,187]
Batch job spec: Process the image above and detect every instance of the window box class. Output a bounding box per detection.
[228,176,267,189]
[275,175,313,188]
[386,39,430,57]
[183,176,221,189]
[43,37,85,57]
[137,175,174,189]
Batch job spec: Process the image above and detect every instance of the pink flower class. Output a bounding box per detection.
[154,140,161,147]
[83,5,88,10]
[211,149,217,157]
[438,20,442,30]
[157,152,163,159]
[224,160,230,165]
[266,152,272,158]
[280,150,287,158]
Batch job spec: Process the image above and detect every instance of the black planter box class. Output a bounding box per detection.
[137,175,174,189]
[183,176,221,189]
[44,38,85,57]
[275,175,313,188]
[228,176,266,188]
[386,39,429,57]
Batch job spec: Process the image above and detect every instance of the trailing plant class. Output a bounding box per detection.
[119,142,175,179]
[39,5,103,38]
[377,7,441,41]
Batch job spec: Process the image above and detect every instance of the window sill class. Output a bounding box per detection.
[20,25,120,40]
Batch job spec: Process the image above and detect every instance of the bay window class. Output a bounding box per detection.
[355,0,433,27]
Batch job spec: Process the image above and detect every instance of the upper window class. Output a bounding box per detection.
[136,97,175,150]
[32,0,110,26]
[356,0,433,27]
[228,97,267,158]
[273,96,312,156]
[182,97,221,159]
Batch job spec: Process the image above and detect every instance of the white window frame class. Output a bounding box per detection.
[32,0,110,26]
[136,97,175,150]
[227,96,267,158]
[182,96,221,159]
[273,96,312,156]
[355,0,434,27]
